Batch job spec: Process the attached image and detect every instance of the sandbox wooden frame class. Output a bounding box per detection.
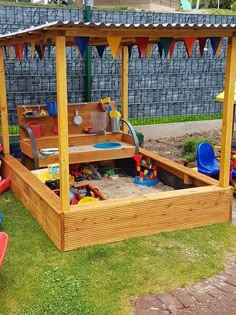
[0,21,235,251]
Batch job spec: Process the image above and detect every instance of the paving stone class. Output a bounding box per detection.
[214,281,236,293]
[170,288,198,309]
[190,306,214,315]
[186,288,214,303]
[134,308,169,315]
[135,295,166,311]
[204,286,226,299]
[221,274,236,287]
[156,293,184,311]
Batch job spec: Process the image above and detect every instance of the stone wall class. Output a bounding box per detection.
[0,5,234,124]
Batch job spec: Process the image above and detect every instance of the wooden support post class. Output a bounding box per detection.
[121,46,128,134]
[220,36,236,188]
[0,47,10,154]
[56,36,70,211]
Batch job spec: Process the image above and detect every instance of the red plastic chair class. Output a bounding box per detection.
[0,232,8,267]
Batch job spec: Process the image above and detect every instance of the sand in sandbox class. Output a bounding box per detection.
[77,176,174,200]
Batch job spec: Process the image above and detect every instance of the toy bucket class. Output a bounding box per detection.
[27,121,45,139]
[111,117,120,133]
[46,100,57,116]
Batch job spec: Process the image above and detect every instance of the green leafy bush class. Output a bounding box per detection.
[182,137,213,162]
[231,1,236,10]
[208,0,234,9]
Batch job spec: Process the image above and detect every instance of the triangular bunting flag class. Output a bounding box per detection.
[24,43,29,59]
[157,42,163,58]
[31,40,35,59]
[96,45,106,58]
[75,46,83,61]
[128,45,133,59]
[14,43,24,60]
[160,38,173,58]
[210,37,221,57]
[74,36,89,58]
[8,46,12,62]
[3,47,8,59]
[216,38,223,57]
[169,39,176,59]
[116,45,122,58]
[107,36,121,59]
[47,39,52,58]
[135,37,149,58]
[198,38,207,57]
[35,45,43,60]
[38,40,45,59]
[146,43,153,59]
[183,37,197,58]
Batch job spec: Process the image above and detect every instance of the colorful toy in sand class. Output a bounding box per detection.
[133,157,159,186]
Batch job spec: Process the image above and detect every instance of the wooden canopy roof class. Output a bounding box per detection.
[0,21,236,47]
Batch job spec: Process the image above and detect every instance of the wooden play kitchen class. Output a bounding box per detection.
[0,21,235,251]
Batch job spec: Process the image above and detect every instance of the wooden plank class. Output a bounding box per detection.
[63,29,234,40]
[64,186,232,250]
[121,46,128,133]
[37,143,135,167]
[0,47,10,154]
[220,36,236,187]
[140,148,219,186]
[2,155,63,250]
[56,36,70,211]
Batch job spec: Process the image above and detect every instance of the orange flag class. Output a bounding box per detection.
[183,37,197,58]
[14,43,24,60]
[107,36,121,59]
[116,45,122,58]
[146,43,153,59]
[216,38,223,57]
[31,40,35,59]
[7,46,12,63]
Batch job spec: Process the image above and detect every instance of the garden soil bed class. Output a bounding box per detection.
[143,130,221,162]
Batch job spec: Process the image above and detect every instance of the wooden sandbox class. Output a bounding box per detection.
[2,150,232,251]
[0,21,235,251]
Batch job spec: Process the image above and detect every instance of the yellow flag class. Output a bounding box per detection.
[216,38,222,57]
[107,36,121,59]
[31,40,35,59]
[7,46,12,63]
[146,43,153,59]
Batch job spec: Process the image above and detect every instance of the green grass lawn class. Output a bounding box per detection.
[1,190,236,314]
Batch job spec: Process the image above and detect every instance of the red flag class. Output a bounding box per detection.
[183,37,197,58]
[135,37,149,58]
[169,39,176,58]
[198,38,207,57]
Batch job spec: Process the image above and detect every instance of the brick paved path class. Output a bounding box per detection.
[134,261,236,314]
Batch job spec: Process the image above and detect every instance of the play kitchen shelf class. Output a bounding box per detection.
[22,105,49,118]
[17,102,137,169]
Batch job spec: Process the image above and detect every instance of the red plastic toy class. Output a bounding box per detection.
[0,232,8,267]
